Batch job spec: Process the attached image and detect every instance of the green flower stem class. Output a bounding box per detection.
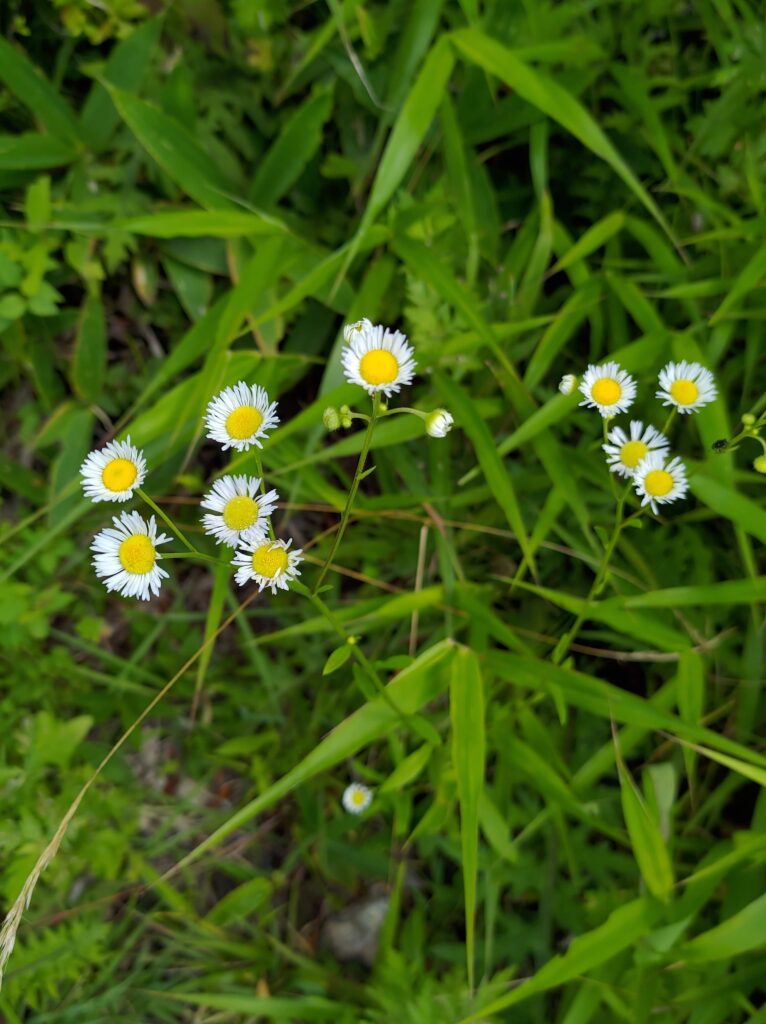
[313,393,380,593]
[303,588,438,746]
[162,550,221,565]
[378,406,426,420]
[551,494,643,666]
[137,489,197,554]
[661,407,677,435]
[254,454,276,541]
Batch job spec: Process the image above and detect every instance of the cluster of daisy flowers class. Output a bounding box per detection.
[80,318,450,602]
[561,359,718,514]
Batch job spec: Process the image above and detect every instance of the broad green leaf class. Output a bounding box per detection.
[0,134,76,170]
[379,743,433,794]
[366,37,455,222]
[250,86,334,206]
[551,211,626,273]
[710,242,766,324]
[504,579,689,651]
[166,640,456,876]
[617,754,674,900]
[71,294,106,403]
[81,16,163,150]
[107,85,239,209]
[689,474,766,545]
[0,38,83,144]
[436,374,535,572]
[461,899,656,1018]
[623,577,766,608]
[680,892,766,962]
[489,652,766,775]
[450,647,485,989]
[322,644,352,675]
[524,279,601,389]
[450,28,673,241]
[154,991,353,1020]
[120,210,287,238]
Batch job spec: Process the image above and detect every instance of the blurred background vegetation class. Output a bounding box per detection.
[1,0,765,1020]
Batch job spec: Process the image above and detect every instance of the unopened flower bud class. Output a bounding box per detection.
[742,413,756,426]
[559,374,578,396]
[754,455,766,475]
[343,318,372,342]
[339,404,353,429]
[425,409,454,438]
[323,407,341,431]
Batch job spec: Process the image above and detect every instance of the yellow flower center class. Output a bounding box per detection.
[670,379,699,406]
[644,469,674,497]
[351,789,366,806]
[252,543,289,579]
[102,458,138,492]
[118,534,156,575]
[359,349,399,386]
[223,495,258,531]
[591,378,621,406]
[620,440,648,469]
[226,406,263,440]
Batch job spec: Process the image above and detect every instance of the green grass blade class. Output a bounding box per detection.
[450,28,674,242]
[0,37,83,144]
[450,646,485,990]
[436,373,535,573]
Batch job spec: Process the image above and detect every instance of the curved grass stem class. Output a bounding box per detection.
[137,489,197,554]
[313,393,380,593]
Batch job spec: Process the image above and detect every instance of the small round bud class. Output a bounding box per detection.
[323,407,341,431]
[712,438,729,453]
[425,409,454,438]
[754,455,766,475]
[343,318,372,342]
[339,404,353,429]
[742,413,756,426]
[558,373,578,396]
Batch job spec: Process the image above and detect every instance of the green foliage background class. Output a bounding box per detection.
[1,0,765,1020]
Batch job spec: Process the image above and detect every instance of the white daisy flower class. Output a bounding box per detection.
[342,782,372,815]
[343,318,373,342]
[204,381,279,452]
[602,421,670,478]
[579,362,637,417]
[200,475,278,548]
[559,374,578,396]
[633,452,689,515]
[425,409,453,438]
[341,322,416,398]
[80,436,147,503]
[232,537,303,594]
[91,511,170,601]
[656,360,717,414]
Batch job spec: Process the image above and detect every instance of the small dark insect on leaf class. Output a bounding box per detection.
[712,439,729,453]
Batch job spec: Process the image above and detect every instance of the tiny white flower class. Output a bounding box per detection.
[579,362,637,417]
[602,421,670,478]
[342,782,372,815]
[342,322,416,398]
[232,537,303,594]
[425,409,453,438]
[80,436,146,503]
[204,381,279,452]
[91,511,170,601]
[633,452,689,515]
[559,374,578,396]
[343,318,373,342]
[656,360,717,414]
[201,475,278,548]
